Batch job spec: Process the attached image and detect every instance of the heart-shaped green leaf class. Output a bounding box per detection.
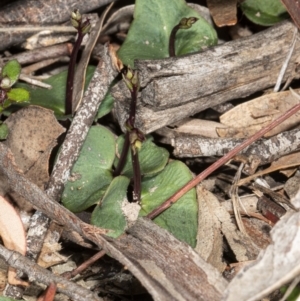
[140,160,197,247]
[118,0,217,67]
[14,66,96,116]
[91,176,132,238]
[2,60,21,87]
[7,88,30,103]
[62,125,116,212]
[241,0,288,26]
[114,135,169,178]
[96,92,115,119]
[0,123,8,140]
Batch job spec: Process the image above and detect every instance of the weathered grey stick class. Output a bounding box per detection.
[0,245,103,301]
[4,45,116,298]
[172,128,300,165]
[113,21,299,134]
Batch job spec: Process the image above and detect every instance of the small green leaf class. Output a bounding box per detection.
[62,125,116,212]
[114,135,169,178]
[14,65,96,116]
[7,88,30,103]
[140,160,197,247]
[0,123,8,140]
[96,92,114,119]
[118,0,217,67]
[91,176,131,238]
[281,286,300,301]
[241,0,288,26]
[2,59,21,86]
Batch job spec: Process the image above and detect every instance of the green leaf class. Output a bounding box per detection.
[114,135,169,178]
[91,176,131,238]
[96,92,114,119]
[7,88,30,103]
[281,286,300,301]
[140,160,197,247]
[61,125,116,212]
[14,65,96,116]
[2,59,21,86]
[118,0,217,67]
[0,123,8,140]
[241,0,288,26]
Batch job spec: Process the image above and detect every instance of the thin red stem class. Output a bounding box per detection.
[147,101,300,219]
[65,32,84,115]
[132,148,141,202]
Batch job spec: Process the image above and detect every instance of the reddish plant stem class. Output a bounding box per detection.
[132,149,141,201]
[114,73,139,177]
[62,250,106,280]
[169,24,180,57]
[147,101,300,219]
[128,87,138,127]
[65,31,84,115]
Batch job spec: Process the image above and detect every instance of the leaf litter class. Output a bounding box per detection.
[0,0,300,301]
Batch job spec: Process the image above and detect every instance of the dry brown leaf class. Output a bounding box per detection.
[242,218,272,249]
[4,106,65,211]
[174,119,227,138]
[206,0,237,27]
[196,186,260,264]
[218,89,300,138]
[0,195,28,286]
[195,186,225,272]
[223,209,300,301]
[37,226,68,269]
[238,151,300,186]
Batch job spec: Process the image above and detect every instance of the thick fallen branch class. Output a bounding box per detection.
[172,127,300,165]
[113,20,300,133]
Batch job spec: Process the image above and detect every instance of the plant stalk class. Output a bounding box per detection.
[131,148,141,202]
[169,17,198,57]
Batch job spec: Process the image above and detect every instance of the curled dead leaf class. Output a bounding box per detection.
[0,195,28,286]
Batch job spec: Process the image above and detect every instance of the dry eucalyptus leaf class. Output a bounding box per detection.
[195,186,225,272]
[206,0,237,27]
[196,186,260,264]
[213,192,260,261]
[4,105,65,172]
[37,227,68,269]
[175,119,227,138]
[4,105,65,210]
[242,218,272,250]
[223,210,300,301]
[0,195,28,286]
[218,89,300,138]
